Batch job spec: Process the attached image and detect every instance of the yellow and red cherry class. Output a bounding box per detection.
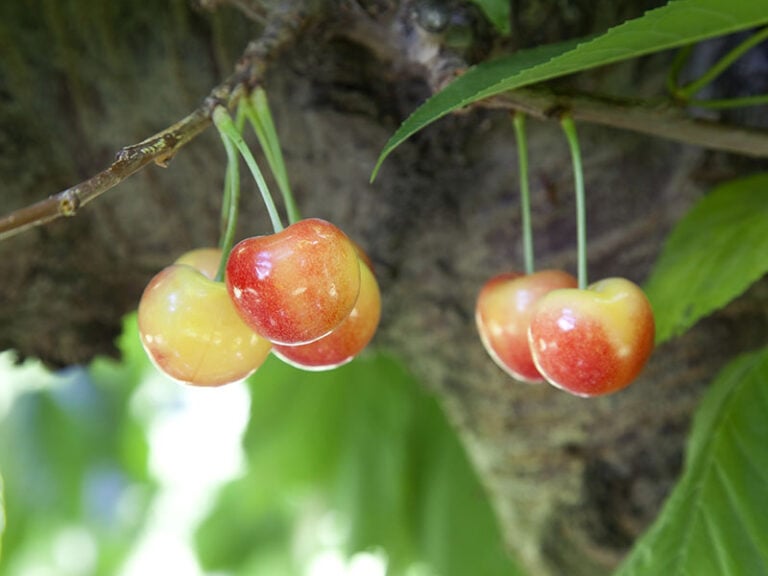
[475,270,578,382]
[272,255,381,371]
[528,277,655,397]
[138,264,272,387]
[225,218,361,346]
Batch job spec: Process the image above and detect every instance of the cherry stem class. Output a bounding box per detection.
[512,112,534,275]
[676,27,768,101]
[245,88,301,225]
[560,116,587,290]
[213,106,284,233]
[235,99,248,131]
[666,44,693,96]
[215,130,241,282]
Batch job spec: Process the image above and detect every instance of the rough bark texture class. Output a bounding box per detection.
[1,2,767,575]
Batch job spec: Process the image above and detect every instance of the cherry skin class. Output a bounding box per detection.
[527,277,655,397]
[272,255,381,371]
[226,218,361,346]
[476,270,578,382]
[175,247,223,280]
[138,263,272,387]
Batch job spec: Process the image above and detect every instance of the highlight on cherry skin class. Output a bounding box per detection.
[527,277,655,397]
[138,261,272,387]
[273,254,381,371]
[475,270,578,382]
[226,218,361,346]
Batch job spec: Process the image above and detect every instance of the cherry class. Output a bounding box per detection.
[138,262,271,387]
[272,254,381,370]
[475,270,578,382]
[528,277,655,397]
[225,218,361,346]
[175,247,222,280]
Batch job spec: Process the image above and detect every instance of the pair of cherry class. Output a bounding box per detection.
[476,270,655,397]
[138,218,381,387]
[474,114,655,397]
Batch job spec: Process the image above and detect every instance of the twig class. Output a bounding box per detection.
[2,4,768,242]
[0,107,213,241]
[0,84,244,241]
[0,3,308,242]
[403,14,768,159]
[487,88,768,158]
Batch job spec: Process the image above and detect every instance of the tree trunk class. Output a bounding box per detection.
[1,2,766,575]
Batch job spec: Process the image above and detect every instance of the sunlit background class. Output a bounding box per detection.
[0,316,519,576]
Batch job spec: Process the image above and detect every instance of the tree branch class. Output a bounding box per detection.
[0,2,308,242]
[0,107,213,241]
[487,88,768,158]
[2,3,767,242]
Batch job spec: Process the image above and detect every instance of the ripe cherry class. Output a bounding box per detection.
[225,218,361,346]
[476,270,578,382]
[175,247,223,280]
[138,261,271,387]
[528,277,655,397]
[272,254,381,370]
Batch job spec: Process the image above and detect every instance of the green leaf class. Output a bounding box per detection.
[644,173,768,343]
[469,0,510,35]
[615,347,768,575]
[372,0,768,178]
[197,353,525,576]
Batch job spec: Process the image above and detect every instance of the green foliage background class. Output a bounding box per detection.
[0,316,522,575]
[196,352,521,575]
[0,321,154,575]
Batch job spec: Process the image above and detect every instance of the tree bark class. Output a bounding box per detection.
[1,1,766,575]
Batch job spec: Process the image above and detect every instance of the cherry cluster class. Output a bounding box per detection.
[476,271,655,397]
[474,115,655,397]
[135,93,652,396]
[138,218,381,387]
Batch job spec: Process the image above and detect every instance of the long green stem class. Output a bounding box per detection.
[235,99,248,132]
[666,44,693,96]
[215,129,241,282]
[560,116,587,289]
[677,27,768,100]
[512,112,534,275]
[245,88,301,224]
[219,148,233,240]
[213,106,284,233]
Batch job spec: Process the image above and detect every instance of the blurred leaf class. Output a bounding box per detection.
[89,312,151,393]
[616,347,768,575]
[234,547,296,576]
[644,173,768,343]
[469,0,510,35]
[88,314,152,481]
[0,314,152,575]
[411,403,517,576]
[196,474,295,572]
[197,352,525,576]
[0,474,4,562]
[372,0,768,177]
